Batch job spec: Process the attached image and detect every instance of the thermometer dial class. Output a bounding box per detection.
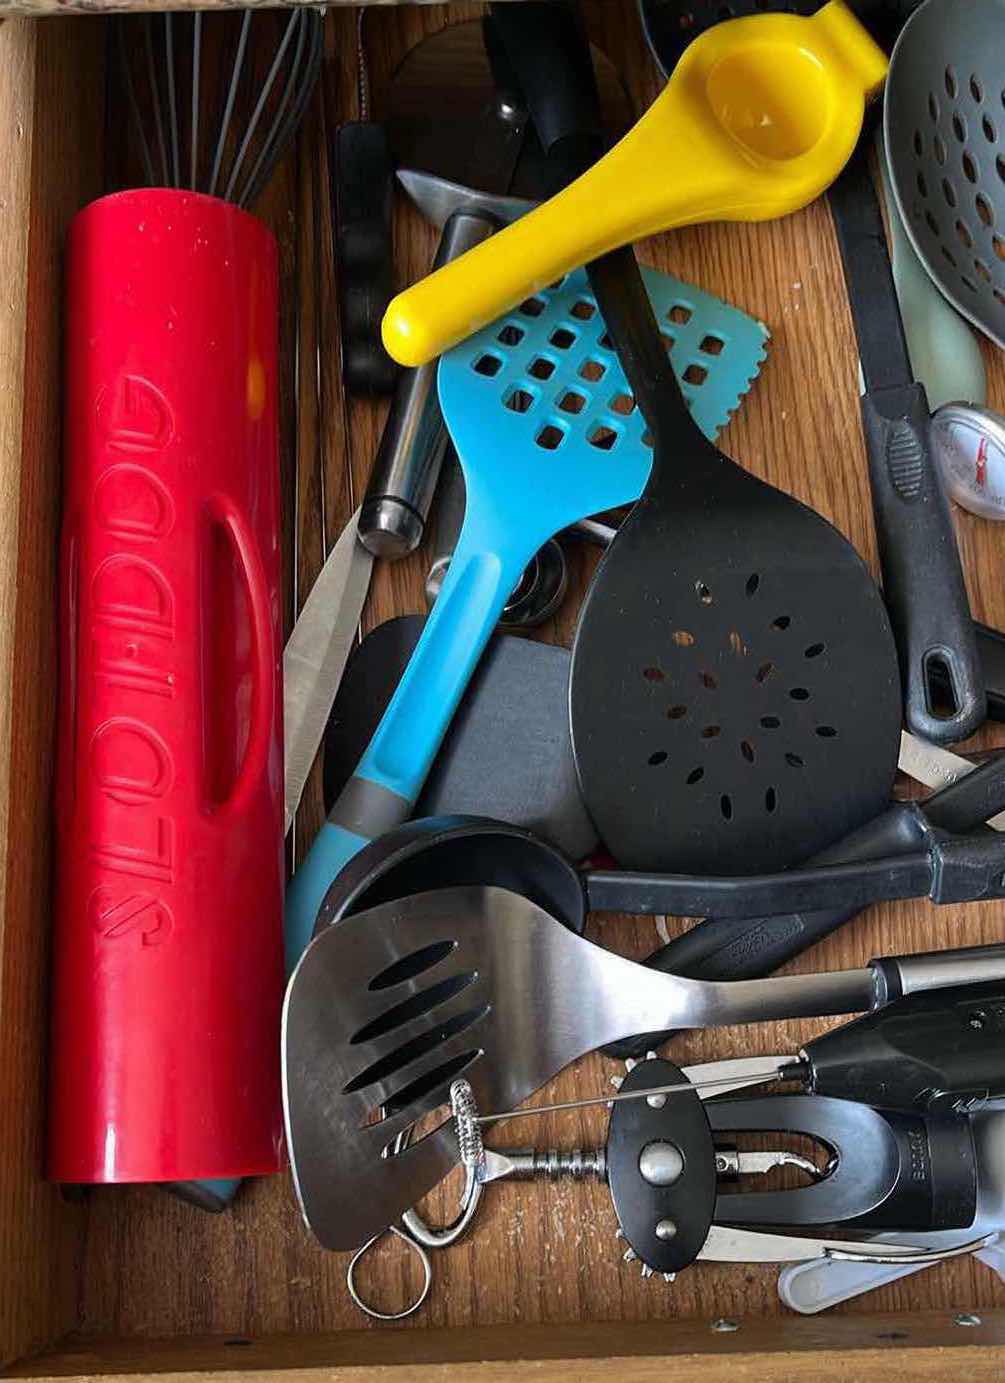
[931,403,1005,521]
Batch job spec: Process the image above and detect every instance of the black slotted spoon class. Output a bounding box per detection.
[569,250,902,875]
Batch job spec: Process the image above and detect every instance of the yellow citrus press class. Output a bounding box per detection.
[381,0,887,367]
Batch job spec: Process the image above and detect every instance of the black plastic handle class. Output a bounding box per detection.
[489,2,693,455]
[708,1094,977,1232]
[829,146,985,745]
[332,122,397,395]
[600,752,1005,1060]
[586,831,1005,918]
[860,381,986,743]
[488,1,603,174]
[804,981,1005,1113]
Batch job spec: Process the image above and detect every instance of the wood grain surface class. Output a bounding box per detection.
[4,0,1005,1367]
[0,16,105,1370]
[11,1312,1005,1380]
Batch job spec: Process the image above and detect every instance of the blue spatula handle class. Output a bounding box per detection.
[284,820,371,969]
[285,515,529,963]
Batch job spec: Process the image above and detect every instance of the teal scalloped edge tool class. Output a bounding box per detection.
[464,262,771,446]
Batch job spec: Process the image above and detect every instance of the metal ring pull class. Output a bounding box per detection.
[346,1225,433,1322]
[346,1123,487,1319]
[401,1164,483,1248]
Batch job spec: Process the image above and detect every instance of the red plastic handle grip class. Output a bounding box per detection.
[49,190,285,1183]
[205,495,276,817]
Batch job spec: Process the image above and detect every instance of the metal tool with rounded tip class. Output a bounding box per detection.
[898,728,1005,829]
[357,21,535,558]
[397,172,535,235]
[359,196,530,560]
[884,0,1005,351]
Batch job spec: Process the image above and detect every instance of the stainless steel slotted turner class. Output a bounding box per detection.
[282,884,1005,1251]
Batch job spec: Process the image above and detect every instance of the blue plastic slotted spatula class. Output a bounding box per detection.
[284,265,769,962]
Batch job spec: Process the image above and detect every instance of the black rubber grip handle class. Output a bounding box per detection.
[601,752,1005,1061]
[333,122,397,396]
[860,381,986,743]
[829,145,985,745]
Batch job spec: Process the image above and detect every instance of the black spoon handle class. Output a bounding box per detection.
[829,145,985,745]
[487,1,603,168]
[585,828,1005,917]
[600,752,1005,1060]
[583,248,700,444]
[488,0,695,445]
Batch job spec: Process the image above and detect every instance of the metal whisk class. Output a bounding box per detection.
[116,7,325,210]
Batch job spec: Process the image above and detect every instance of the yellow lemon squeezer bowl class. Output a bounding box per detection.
[381,0,888,367]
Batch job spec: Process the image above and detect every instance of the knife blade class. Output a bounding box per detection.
[898,730,1005,832]
[284,508,373,833]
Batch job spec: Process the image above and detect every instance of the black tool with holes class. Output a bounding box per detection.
[569,248,903,875]
[885,0,1005,349]
[641,0,986,749]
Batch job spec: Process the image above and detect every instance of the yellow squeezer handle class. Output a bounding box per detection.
[382,0,887,367]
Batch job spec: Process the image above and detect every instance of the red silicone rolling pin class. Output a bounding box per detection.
[49,189,285,1183]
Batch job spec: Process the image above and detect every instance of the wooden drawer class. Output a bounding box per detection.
[2,4,1005,1378]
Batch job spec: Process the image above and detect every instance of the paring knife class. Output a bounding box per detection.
[898,730,1005,832]
[284,508,373,833]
